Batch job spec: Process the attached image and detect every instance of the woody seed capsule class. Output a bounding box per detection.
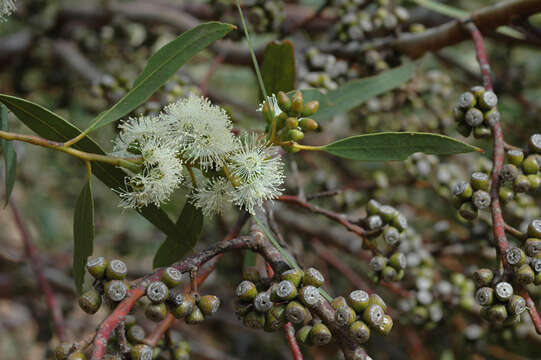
[274,280,297,301]
[506,247,526,266]
[236,280,257,301]
[285,301,309,325]
[475,287,493,306]
[507,295,527,315]
[86,256,108,279]
[78,289,102,314]
[347,290,370,313]
[465,108,484,127]
[363,304,384,327]
[146,281,169,303]
[349,321,371,344]
[527,219,541,238]
[494,282,513,302]
[335,305,357,326]
[254,292,273,313]
[105,280,128,302]
[106,259,128,280]
[303,267,325,287]
[310,323,332,346]
[369,256,387,272]
[161,267,182,288]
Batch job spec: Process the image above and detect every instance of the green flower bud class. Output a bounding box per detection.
[254,292,273,313]
[55,343,72,360]
[349,321,370,344]
[185,305,205,325]
[286,117,299,129]
[363,304,384,327]
[494,282,514,302]
[507,295,527,316]
[525,238,541,256]
[243,310,265,329]
[507,149,524,166]
[161,267,182,288]
[528,219,541,238]
[515,264,534,285]
[286,301,309,325]
[382,266,398,282]
[500,164,519,183]
[288,129,304,142]
[475,287,494,306]
[478,91,498,110]
[453,106,465,122]
[277,91,292,112]
[506,247,526,266]
[131,344,152,360]
[299,117,318,132]
[290,91,304,116]
[528,174,541,190]
[68,352,86,360]
[296,325,313,344]
[456,121,472,137]
[375,315,393,336]
[366,199,382,215]
[465,108,484,127]
[236,280,258,302]
[389,252,407,271]
[198,295,220,316]
[347,290,370,313]
[514,174,531,193]
[383,226,400,246]
[457,92,476,109]
[86,257,108,280]
[146,281,169,304]
[311,323,332,346]
[470,172,490,191]
[499,186,514,204]
[528,134,541,153]
[126,324,146,343]
[274,280,297,301]
[458,201,478,221]
[105,280,128,302]
[172,294,195,319]
[472,190,491,209]
[302,101,319,117]
[303,268,325,287]
[488,304,508,323]
[145,303,167,322]
[379,205,397,223]
[106,259,128,280]
[335,305,357,326]
[79,289,102,314]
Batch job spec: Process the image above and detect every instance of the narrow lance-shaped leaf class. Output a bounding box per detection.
[153,200,204,268]
[73,179,94,294]
[0,94,177,235]
[321,132,482,161]
[87,22,235,131]
[0,105,17,205]
[261,40,296,97]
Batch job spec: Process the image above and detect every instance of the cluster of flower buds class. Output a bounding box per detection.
[505,219,541,285]
[472,268,526,326]
[452,171,492,221]
[263,91,320,150]
[453,86,499,139]
[499,134,541,202]
[332,290,393,344]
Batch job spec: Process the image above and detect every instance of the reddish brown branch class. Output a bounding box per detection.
[283,322,303,360]
[10,202,67,342]
[520,289,541,335]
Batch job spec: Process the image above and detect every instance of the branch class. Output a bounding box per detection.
[283,322,303,360]
[520,289,541,335]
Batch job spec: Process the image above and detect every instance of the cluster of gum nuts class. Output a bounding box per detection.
[452,171,491,221]
[505,219,541,286]
[453,85,499,139]
[235,267,392,347]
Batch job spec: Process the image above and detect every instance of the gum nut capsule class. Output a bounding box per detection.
[264,310,282,332]
[277,91,292,112]
[515,264,534,285]
[525,238,541,256]
[499,186,514,204]
[532,258,541,273]
[495,282,514,302]
[299,117,318,132]
[453,181,473,200]
[234,302,253,318]
[375,315,393,336]
[349,321,370,344]
[105,280,128,302]
[514,174,531,193]
[131,344,153,360]
[161,267,182,288]
[475,287,494,306]
[167,289,184,307]
[483,107,499,126]
[185,305,205,325]
[528,219,541,238]
[506,247,526,266]
[473,126,491,139]
[470,172,489,191]
[507,295,527,316]
[458,91,476,109]
[459,202,478,221]
[331,296,348,310]
[363,304,384,327]
[86,257,108,279]
[286,301,309,325]
[303,267,325,287]
[274,280,297,301]
[478,91,498,110]
[347,290,370,313]
[367,215,383,230]
[456,121,472,137]
[106,259,128,280]
[383,226,400,246]
[172,294,195,319]
[302,101,320,117]
[55,343,71,360]
[465,108,484,127]
[236,280,257,301]
[473,268,494,287]
[198,295,220,316]
[382,266,398,282]
[367,199,382,215]
[472,190,491,209]
[389,252,407,271]
[296,325,313,344]
[507,149,524,166]
[281,269,304,287]
[392,213,408,232]
[529,134,541,153]
[146,281,169,303]
[379,205,397,223]
[335,305,357,326]
[68,352,86,360]
[488,304,508,323]
[254,292,273,313]
[145,303,167,322]
[311,323,332,346]
[299,285,322,307]
[528,174,541,190]
[453,106,465,122]
[243,310,265,329]
[369,256,387,272]
[127,324,146,343]
[470,85,485,98]
[500,164,519,183]
[412,306,429,325]
[78,289,102,314]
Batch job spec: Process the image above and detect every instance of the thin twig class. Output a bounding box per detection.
[520,289,541,335]
[283,322,303,360]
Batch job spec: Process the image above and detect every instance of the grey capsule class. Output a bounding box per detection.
[369,256,387,272]
[458,92,476,109]
[367,215,383,230]
[106,280,128,302]
[254,292,273,313]
[146,281,169,303]
[531,258,541,273]
[495,282,514,302]
[300,286,322,307]
[383,226,400,246]
[480,91,498,109]
[475,287,493,306]
[167,289,184,307]
[465,108,484,127]
[473,190,491,209]
[485,109,500,126]
[275,280,296,300]
[500,164,518,183]
[506,247,525,266]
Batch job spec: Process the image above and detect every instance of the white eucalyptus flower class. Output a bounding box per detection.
[229,133,284,214]
[1,0,16,21]
[163,96,237,168]
[112,115,172,158]
[191,177,234,217]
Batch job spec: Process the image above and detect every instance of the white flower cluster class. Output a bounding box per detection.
[0,0,16,21]
[111,96,285,214]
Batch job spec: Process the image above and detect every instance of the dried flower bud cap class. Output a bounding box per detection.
[106,259,128,280]
[146,281,169,303]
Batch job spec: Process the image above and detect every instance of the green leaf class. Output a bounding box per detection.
[0,105,17,205]
[0,94,177,235]
[261,40,296,97]
[88,22,235,131]
[290,62,415,121]
[322,132,482,161]
[153,201,204,268]
[73,179,94,294]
